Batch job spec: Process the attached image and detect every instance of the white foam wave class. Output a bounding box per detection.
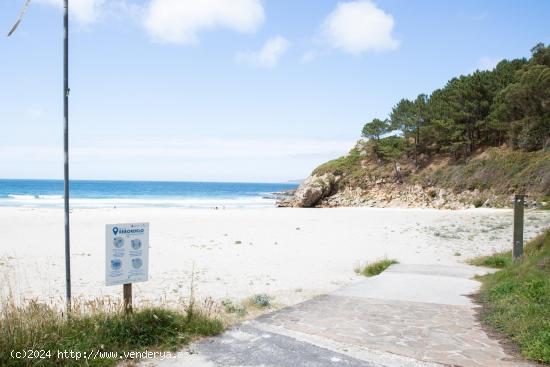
[7,194,35,200]
[7,194,64,200]
[1,195,275,208]
[37,194,63,199]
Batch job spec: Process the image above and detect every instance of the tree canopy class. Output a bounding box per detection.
[361,118,389,141]
[361,43,550,162]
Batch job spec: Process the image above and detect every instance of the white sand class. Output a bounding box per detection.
[1,207,549,307]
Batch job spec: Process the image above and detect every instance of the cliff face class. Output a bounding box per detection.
[278,144,550,209]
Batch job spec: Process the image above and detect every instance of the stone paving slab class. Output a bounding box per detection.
[334,263,493,306]
[137,264,535,367]
[256,295,523,367]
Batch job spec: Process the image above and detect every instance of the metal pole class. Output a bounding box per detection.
[63,0,72,312]
[513,194,525,262]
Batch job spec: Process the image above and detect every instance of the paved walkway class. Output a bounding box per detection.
[139,264,535,367]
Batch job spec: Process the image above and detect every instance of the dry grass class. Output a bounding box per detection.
[0,277,224,366]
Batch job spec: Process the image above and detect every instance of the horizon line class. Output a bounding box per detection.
[0,177,301,185]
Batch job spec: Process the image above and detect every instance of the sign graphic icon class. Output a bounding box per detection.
[131,239,142,250]
[113,237,124,248]
[132,258,143,269]
[111,259,122,271]
[113,227,119,235]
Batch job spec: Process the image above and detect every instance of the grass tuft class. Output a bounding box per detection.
[540,195,550,210]
[221,299,247,316]
[247,294,272,308]
[473,230,550,363]
[355,259,398,277]
[469,252,511,268]
[469,232,547,268]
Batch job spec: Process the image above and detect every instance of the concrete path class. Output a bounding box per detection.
[138,264,535,367]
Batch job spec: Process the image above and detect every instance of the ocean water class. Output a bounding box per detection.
[0,179,298,208]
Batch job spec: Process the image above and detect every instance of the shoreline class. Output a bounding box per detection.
[0,179,298,210]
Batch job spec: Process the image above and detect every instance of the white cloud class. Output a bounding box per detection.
[235,36,290,68]
[321,0,399,54]
[36,0,105,24]
[144,0,264,44]
[301,50,317,63]
[103,1,145,23]
[477,56,500,71]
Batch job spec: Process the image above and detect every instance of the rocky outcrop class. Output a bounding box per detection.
[279,145,550,209]
[278,173,339,207]
[279,176,544,209]
[317,184,517,209]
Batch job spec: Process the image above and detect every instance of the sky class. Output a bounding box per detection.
[0,0,549,183]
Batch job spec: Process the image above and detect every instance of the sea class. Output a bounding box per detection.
[0,179,298,208]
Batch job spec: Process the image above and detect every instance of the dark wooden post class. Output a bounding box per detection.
[123,283,132,314]
[513,194,525,262]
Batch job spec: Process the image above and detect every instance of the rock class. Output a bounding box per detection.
[277,173,338,208]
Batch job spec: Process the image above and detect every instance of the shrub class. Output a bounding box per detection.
[248,294,272,308]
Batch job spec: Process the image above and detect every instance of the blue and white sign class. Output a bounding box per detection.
[105,222,149,286]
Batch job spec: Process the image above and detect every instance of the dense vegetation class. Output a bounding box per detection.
[470,230,550,363]
[362,43,550,165]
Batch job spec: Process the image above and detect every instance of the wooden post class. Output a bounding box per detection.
[513,194,525,262]
[123,283,132,314]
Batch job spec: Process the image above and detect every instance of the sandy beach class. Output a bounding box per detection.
[1,207,549,307]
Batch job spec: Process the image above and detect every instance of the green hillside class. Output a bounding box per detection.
[295,43,550,208]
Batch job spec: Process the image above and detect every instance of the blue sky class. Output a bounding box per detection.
[1,0,548,182]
